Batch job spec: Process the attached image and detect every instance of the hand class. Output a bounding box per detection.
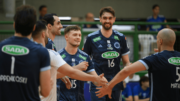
[94,73,108,87]
[75,61,89,71]
[60,76,72,89]
[94,77,108,87]
[95,85,112,99]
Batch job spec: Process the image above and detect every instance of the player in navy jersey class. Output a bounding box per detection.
[83,7,131,101]
[0,5,52,101]
[32,21,108,101]
[96,28,180,101]
[57,25,106,101]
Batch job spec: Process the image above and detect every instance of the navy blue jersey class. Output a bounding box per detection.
[0,36,50,101]
[46,38,57,51]
[139,50,180,101]
[83,30,129,90]
[58,48,94,101]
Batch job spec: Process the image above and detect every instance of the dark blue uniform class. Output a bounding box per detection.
[83,30,130,101]
[0,36,50,101]
[139,50,180,101]
[133,85,150,99]
[58,48,94,101]
[46,38,57,51]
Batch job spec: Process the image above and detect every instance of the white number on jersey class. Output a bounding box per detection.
[176,67,180,82]
[108,59,115,68]
[11,56,15,74]
[71,80,77,88]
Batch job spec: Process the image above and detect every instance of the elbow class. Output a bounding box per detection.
[41,90,50,97]
[122,68,132,76]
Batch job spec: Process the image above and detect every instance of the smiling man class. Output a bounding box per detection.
[83,7,131,101]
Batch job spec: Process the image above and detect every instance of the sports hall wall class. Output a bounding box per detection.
[0,0,180,21]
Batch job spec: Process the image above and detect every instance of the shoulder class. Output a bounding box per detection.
[87,30,100,37]
[58,48,65,55]
[147,16,153,20]
[48,49,59,56]
[78,49,89,57]
[113,30,124,37]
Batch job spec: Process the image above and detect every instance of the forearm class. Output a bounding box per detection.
[67,69,96,82]
[73,65,83,71]
[125,96,133,101]
[57,72,65,79]
[135,98,149,101]
[108,69,131,89]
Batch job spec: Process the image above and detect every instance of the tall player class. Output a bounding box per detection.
[96,28,180,101]
[42,14,71,95]
[0,5,51,101]
[32,21,108,101]
[58,25,106,101]
[83,7,131,101]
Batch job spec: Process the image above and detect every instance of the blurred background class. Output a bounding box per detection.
[0,0,180,101]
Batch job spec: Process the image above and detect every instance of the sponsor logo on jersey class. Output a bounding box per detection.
[93,36,101,42]
[79,54,87,60]
[114,35,120,41]
[114,42,120,49]
[168,57,180,65]
[2,45,29,55]
[61,54,66,58]
[101,51,119,59]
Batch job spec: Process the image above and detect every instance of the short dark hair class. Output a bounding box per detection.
[99,6,115,17]
[42,13,57,26]
[39,5,47,11]
[64,25,81,35]
[14,5,36,36]
[32,20,47,38]
[152,4,159,10]
[139,76,149,86]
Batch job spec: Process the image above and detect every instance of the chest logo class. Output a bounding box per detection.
[102,51,119,59]
[2,45,29,55]
[168,57,180,65]
[114,42,120,49]
[93,36,101,42]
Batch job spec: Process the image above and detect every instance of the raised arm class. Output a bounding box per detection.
[96,61,146,98]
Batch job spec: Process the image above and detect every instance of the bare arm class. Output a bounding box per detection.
[126,96,133,101]
[88,71,108,86]
[164,20,171,28]
[134,96,150,101]
[108,61,146,89]
[57,63,107,85]
[40,70,51,97]
[122,54,131,67]
[96,61,146,98]
[57,72,65,79]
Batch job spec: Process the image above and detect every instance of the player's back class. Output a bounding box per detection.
[0,36,49,101]
[141,50,180,101]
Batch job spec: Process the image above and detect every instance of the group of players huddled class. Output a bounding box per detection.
[0,5,180,101]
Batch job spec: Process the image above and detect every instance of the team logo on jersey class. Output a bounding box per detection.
[101,51,119,59]
[114,42,120,49]
[93,36,101,42]
[61,54,66,58]
[98,44,103,48]
[79,54,87,60]
[114,35,120,41]
[168,57,180,65]
[2,45,29,55]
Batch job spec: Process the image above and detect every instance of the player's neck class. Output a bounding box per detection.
[14,32,32,39]
[33,38,45,47]
[141,85,148,91]
[153,14,158,19]
[65,44,78,55]
[101,28,113,38]
[48,31,56,41]
[160,46,174,52]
